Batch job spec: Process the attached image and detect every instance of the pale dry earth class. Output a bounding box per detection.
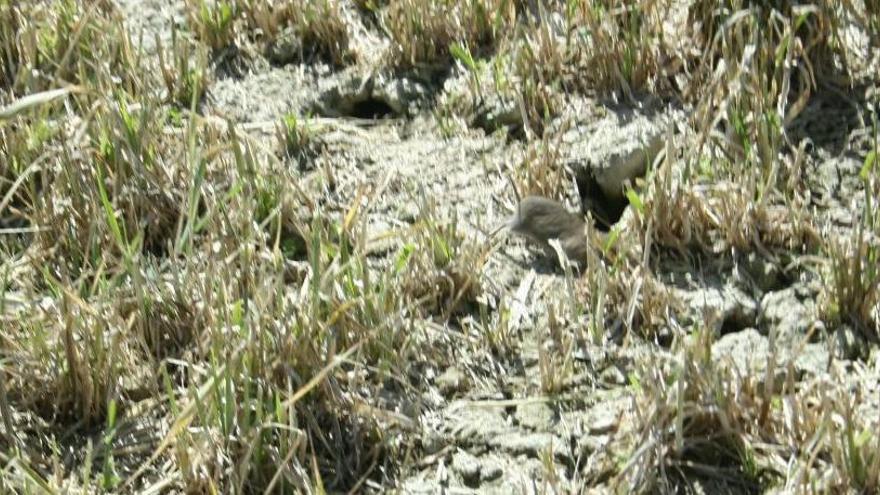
[16,0,879,493]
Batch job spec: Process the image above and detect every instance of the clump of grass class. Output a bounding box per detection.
[616,324,880,493]
[353,0,387,26]
[537,295,582,393]
[684,0,860,190]
[383,0,516,69]
[687,0,848,89]
[511,120,571,198]
[636,155,821,268]
[640,162,821,255]
[184,0,240,53]
[447,1,673,137]
[2,112,428,492]
[4,279,142,426]
[578,214,679,343]
[0,106,62,235]
[825,227,880,339]
[29,98,192,277]
[242,0,355,65]
[616,328,764,492]
[292,0,355,65]
[156,25,211,108]
[0,0,25,89]
[275,113,326,167]
[398,197,488,318]
[823,136,880,340]
[512,0,672,128]
[133,263,204,361]
[657,0,836,258]
[0,0,141,95]
[568,0,670,96]
[504,26,565,136]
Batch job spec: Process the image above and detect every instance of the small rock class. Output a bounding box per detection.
[265,28,302,66]
[680,284,757,333]
[793,343,830,376]
[479,457,503,481]
[712,327,829,381]
[315,72,370,116]
[760,286,817,342]
[488,432,569,462]
[514,402,556,430]
[398,201,421,223]
[588,411,618,435]
[578,434,610,457]
[447,405,511,443]
[435,367,468,397]
[562,104,680,200]
[559,393,627,438]
[364,219,396,256]
[421,426,445,455]
[399,478,440,494]
[473,96,520,133]
[599,366,626,386]
[712,328,769,375]
[451,450,481,485]
[741,253,782,291]
[374,74,429,115]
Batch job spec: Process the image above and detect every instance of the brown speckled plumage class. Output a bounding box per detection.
[509,196,588,264]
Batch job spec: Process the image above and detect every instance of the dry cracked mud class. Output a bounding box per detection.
[3,1,880,493]
[117,2,880,492]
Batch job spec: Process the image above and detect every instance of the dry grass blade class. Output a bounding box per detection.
[0,86,82,121]
[121,342,245,490]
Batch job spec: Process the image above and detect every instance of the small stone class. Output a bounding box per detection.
[451,450,481,485]
[364,219,396,256]
[588,412,618,435]
[421,427,445,455]
[561,104,679,200]
[599,366,626,386]
[488,432,570,462]
[514,402,556,430]
[742,253,782,291]
[373,74,428,115]
[760,286,817,342]
[448,405,511,443]
[479,458,503,481]
[712,328,769,375]
[794,343,830,376]
[399,478,440,494]
[398,201,421,223]
[680,284,757,333]
[265,28,302,66]
[473,96,519,133]
[435,367,468,397]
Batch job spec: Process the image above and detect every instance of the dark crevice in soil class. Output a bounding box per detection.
[314,91,400,120]
[719,314,753,337]
[575,171,629,231]
[350,97,395,119]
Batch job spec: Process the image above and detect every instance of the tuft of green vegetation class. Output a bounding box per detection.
[823,129,880,339]
[185,0,240,53]
[241,0,355,65]
[383,0,516,69]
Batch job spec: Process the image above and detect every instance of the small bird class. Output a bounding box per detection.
[508,195,589,265]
